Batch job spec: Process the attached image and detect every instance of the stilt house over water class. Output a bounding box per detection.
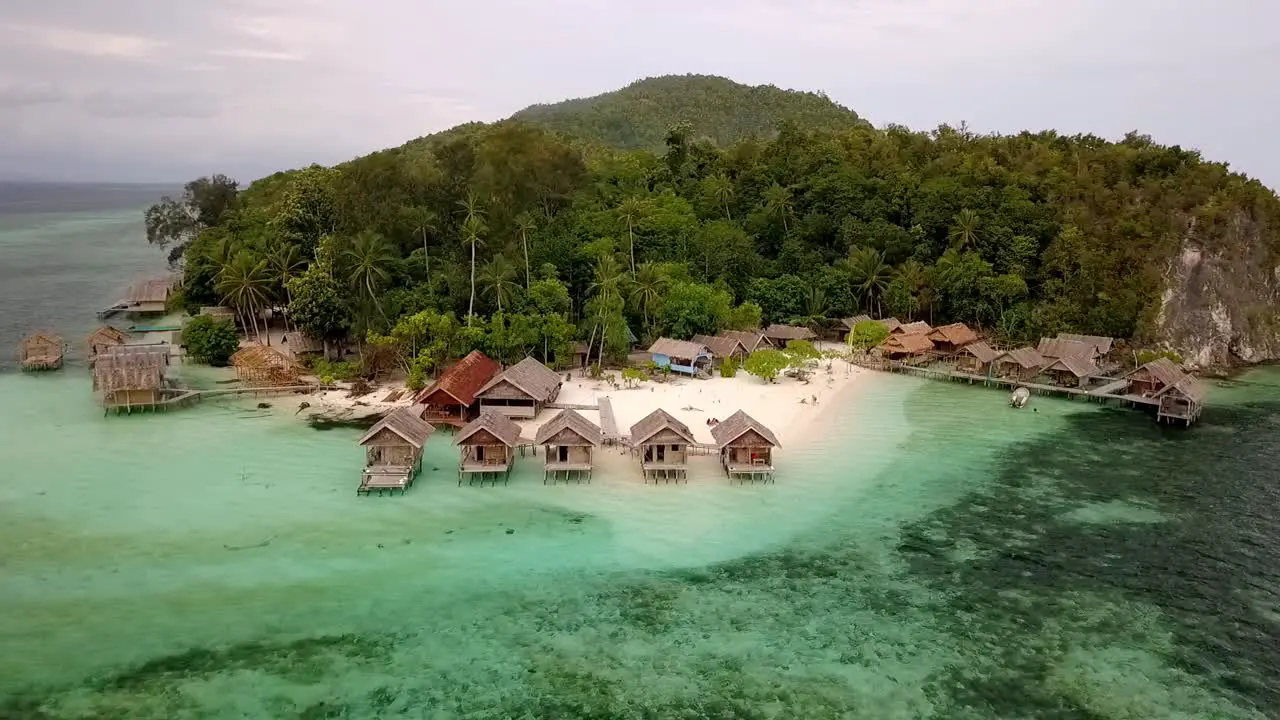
[1121,357,1207,425]
[711,410,780,483]
[1037,337,1101,362]
[19,331,64,371]
[416,350,501,427]
[893,321,933,336]
[534,409,602,484]
[476,356,562,418]
[992,347,1047,382]
[85,326,127,366]
[879,333,934,360]
[958,341,1000,375]
[926,323,978,353]
[629,409,696,483]
[455,410,523,485]
[230,344,300,387]
[1042,355,1101,388]
[93,345,170,412]
[357,406,435,495]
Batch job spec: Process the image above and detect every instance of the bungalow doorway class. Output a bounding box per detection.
[557,446,569,463]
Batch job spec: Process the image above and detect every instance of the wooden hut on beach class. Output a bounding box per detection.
[93,345,170,412]
[926,323,978,352]
[281,332,323,360]
[893,321,932,336]
[648,338,713,376]
[535,409,601,484]
[19,331,64,371]
[721,330,772,352]
[629,409,696,483]
[357,406,435,495]
[415,350,501,427]
[878,317,903,333]
[879,333,934,360]
[693,334,751,366]
[85,326,127,366]
[455,410,523,484]
[1043,354,1100,388]
[992,347,1047,382]
[763,324,816,345]
[476,356,562,418]
[231,344,300,387]
[711,410,780,483]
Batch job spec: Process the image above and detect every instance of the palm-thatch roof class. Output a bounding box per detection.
[20,331,64,366]
[358,407,435,448]
[879,333,934,355]
[648,337,710,359]
[282,332,323,355]
[629,409,695,445]
[895,321,933,336]
[1044,354,1100,378]
[1158,374,1207,403]
[721,330,770,352]
[86,326,127,357]
[456,410,522,447]
[710,410,780,449]
[231,344,300,386]
[1125,357,1185,388]
[416,350,500,406]
[927,323,978,347]
[878,317,903,332]
[477,356,562,403]
[693,334,748,359]
[996,347,1047,369]
[841,315,874,330]
[1056,333,1114,354]
[534,409,602,446]
[763,324,816,342]
[1037,337,1098,360]
[93,345,169,392]
[962,341,1000,364]
[124,278,174,308]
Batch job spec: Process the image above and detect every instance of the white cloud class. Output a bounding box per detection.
[0,22,166,59]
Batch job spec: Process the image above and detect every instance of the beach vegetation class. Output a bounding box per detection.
[622,367,647,387]
[744,349,790,383]
[719,356,740,378]
[310,358,361,382]
[1136,349,1185,366]
[848,320,890,351]
[181,315,239,366]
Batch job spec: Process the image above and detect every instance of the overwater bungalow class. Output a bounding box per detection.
[455,410,523,484]
[710,410,780,483]
[19,331,65,371]
[231,344,300,387]
[534,409,601,484]
[957,341,1000,374]
[992,347,1047,382]
[1155,375,1207,425]
[1123,357,1185,397]
[1037,337,1100,362]
[648,338,713,376]
[629,409,696,483]
[1056,333,1114,357]
[763,324,816,345]
[926,323,978,352]
[476,356,562,418]
[356,406,435,495]
[93,345,170,412]
[879,333,934,360]
[893,321,933,336]
[721,330,773,352]
[120,278,175,316]
[1043,354,1100,388]
[415,350,501,427]
[85,326,127,366]
[693,334,751,366]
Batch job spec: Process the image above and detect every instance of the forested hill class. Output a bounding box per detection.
[509,75,867,150]
[147,77,1280,376]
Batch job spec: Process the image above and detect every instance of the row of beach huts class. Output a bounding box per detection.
[357,352,780,495]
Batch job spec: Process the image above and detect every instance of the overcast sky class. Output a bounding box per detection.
[2,0,1277,187]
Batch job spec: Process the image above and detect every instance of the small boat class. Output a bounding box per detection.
[1009,387,1031,408]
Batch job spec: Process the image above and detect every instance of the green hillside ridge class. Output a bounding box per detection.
[510,74,868,150]
[146,75,1280,377]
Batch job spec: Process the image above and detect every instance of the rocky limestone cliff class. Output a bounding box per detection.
[1154,212,1280,369]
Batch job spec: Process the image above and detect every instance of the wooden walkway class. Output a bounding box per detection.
[598,396,622,444]
[546,402,599,411]
[870,361,1160,409]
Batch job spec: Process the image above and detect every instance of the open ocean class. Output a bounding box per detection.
[1,184,1278,718]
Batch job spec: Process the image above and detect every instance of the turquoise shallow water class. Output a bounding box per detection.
[2,367,1277,718]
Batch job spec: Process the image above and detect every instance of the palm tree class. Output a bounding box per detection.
[630,263,668,332]
[342,231,396,323]
[707,173,734,219]
[514,212,536,289]
[401,206,437,279]
[845,247,891,317]
[457,193,487,323]
[950,208,980,250]
[268,243,306,331]
[586,255,626,367]
[763,183,794,234]
[479,255,518,314]
[617,196,646,276]
[217,252,274,342]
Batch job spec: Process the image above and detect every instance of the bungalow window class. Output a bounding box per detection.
[558,446,569,462]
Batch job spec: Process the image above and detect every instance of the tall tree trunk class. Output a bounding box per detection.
[468,240,476,323]
[627,221,636,276]
[522,230,531,289]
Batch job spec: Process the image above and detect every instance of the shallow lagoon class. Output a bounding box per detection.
[2,368,1276,718]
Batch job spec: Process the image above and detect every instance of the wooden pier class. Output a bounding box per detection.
[103,384,316,415]
[598,396,622,445]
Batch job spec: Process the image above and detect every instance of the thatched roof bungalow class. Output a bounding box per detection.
[20,331,64,371]
[893,321,932,336]
[456,410,523,484]
[93,345,170,410]
[878,317,903,333]
[122,278,175,315]
[1037,337,1100,361]
[1056,333,1114,356]
[1155,375,1207,425]
[85,326,127,366]
[281,332,323,358]
[648,337,712,376]
[1043,355,1100,388]
[231,344,300,387]
[535,409,601,483]
[357,406,435,495]
[926,323,978,352]
[721,330,772,352]
[958,341,1000,374]
[878,333,934,359]
[1123,357,1185,398]
[841,315,874,332]
[693,334,751,364]
[476,356,562,418]
[629,409,696,483]
[415,350,501,427]
[992,347,1047,381]
[763,324,816,345]
[711,410,780,483]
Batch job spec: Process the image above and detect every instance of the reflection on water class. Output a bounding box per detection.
[0,368,1276,718]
